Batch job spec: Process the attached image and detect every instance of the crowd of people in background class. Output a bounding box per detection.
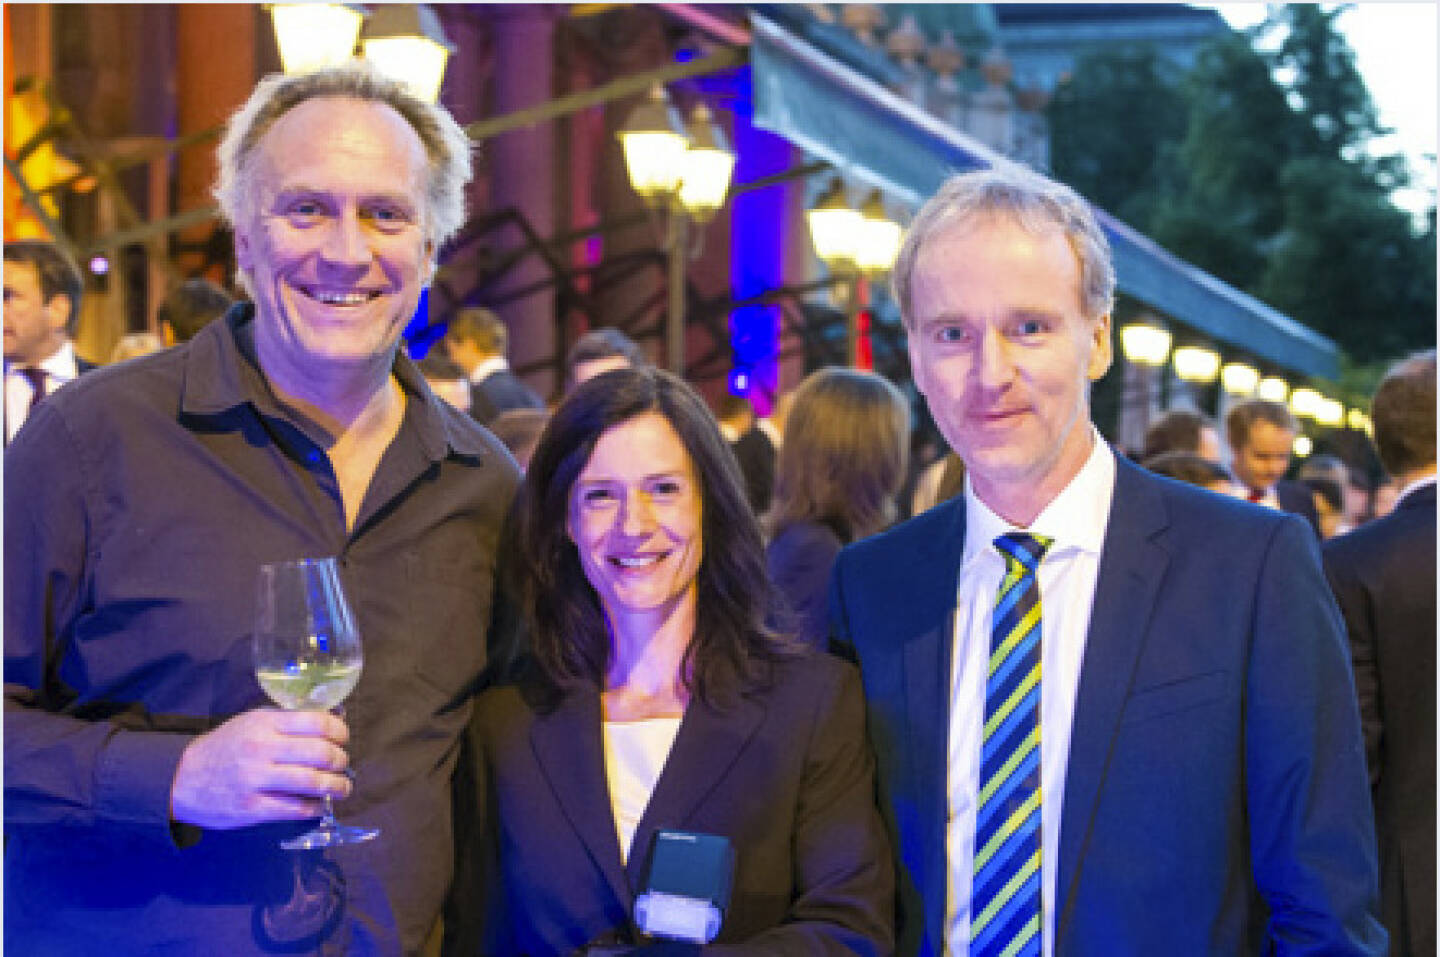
[4,60,1433,957]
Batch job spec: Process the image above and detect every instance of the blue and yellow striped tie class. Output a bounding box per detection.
[971,532,1051,957]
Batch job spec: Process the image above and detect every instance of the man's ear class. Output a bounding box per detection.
[1087,312,1114,382]
[44,293,72,334]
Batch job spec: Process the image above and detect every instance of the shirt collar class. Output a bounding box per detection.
[469,354,508,383]
[178,302,490,461]
[40,340,78,382]
[7,340,78,381]
[1399,473,1437,503]
[962,425,1115,567]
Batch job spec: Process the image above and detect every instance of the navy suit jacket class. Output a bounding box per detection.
[1324,482,1436,956]
[830,452,1385,956]
[1276,477,1322,536]
[469,367,543,426]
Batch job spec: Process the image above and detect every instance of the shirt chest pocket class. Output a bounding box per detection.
[402,548,495,706]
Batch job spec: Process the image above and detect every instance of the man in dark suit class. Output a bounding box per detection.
[1324,350,1436,957]
[717,392,776,516]
[1225,398,1322,534]
[3,239,96,443]
[445,305,544,424]
[829,166,1383,955]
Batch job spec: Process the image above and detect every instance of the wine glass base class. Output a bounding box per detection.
[281,823,380,850]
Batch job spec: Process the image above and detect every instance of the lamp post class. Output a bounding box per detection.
[806,181,900,366]
[1118,320,1171,453]
[617,87,735,375]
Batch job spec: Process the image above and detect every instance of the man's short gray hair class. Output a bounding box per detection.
[213,61,473,251]
[891,165,1115,326]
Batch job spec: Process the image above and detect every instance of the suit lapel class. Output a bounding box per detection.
[1055,456,1171,939]
[902,498,967,953]
[529,686,633,910]
[623,687,766,888]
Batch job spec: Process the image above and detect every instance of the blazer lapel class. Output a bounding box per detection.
[529,686,633,911]
[623,687,766,889]
[902,498,967,953]
[1055,456,1171,938]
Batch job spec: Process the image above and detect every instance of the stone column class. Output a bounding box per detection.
[488,5,560,397]
[176,5,255,285]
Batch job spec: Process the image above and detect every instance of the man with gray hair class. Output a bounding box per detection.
[5,63,518,953]
[830,165,1383,955]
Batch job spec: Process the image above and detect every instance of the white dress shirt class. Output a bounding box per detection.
[945,431,1116,957]
[5,341,80,442]
[468,354,509,385]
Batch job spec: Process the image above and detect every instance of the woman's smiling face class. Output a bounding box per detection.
[567,411,704,628]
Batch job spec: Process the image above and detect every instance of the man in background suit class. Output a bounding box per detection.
[1225,398,1321,534]
[157,277,233,346]
[3,239,95,443]
[829,166,1383,955]
[445,306,544,424]
[717,392,776,516]
[1324,350,1436,957]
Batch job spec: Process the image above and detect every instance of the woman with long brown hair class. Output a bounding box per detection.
[766,367,911,647]
[453,366,893,954]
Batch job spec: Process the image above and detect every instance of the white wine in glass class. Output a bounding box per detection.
[253,557,378,850]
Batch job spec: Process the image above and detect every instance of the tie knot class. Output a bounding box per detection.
[994,532,1051,573]
[20,366,46,392]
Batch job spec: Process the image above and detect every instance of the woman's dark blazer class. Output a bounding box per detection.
[452,652,894,955]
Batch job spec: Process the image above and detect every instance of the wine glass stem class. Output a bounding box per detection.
[319,795,339,830]
[321,702,345,830]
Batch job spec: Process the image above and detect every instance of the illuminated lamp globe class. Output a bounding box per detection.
[677,104,735,223]
[270,4,364,75]
[619,85,688,206]
[361,4,454,103]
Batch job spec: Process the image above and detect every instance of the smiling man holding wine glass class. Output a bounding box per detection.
[4,63,519,954]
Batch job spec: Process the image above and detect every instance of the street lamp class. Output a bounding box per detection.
[806,182,902,366]
[1172,345,1220,384]
[856,190,902,277]
[1258,376,1289,403]
[617,87,736,374]
[1117,321,1170,452]
[269,4,364,74]
[677,104,735,223]
[1221,361,1259,395]
[1119,322,1171,367]
[1289,386,1323,419]
[1315,397,1344,427]
[618,86,688,205]
[269,4,453,105]
[806,179,861,269]
[361,4,455,103]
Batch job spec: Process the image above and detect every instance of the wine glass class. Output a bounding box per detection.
[253,557,378,849]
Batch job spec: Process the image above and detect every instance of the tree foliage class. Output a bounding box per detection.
[1046,3,1434,365]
